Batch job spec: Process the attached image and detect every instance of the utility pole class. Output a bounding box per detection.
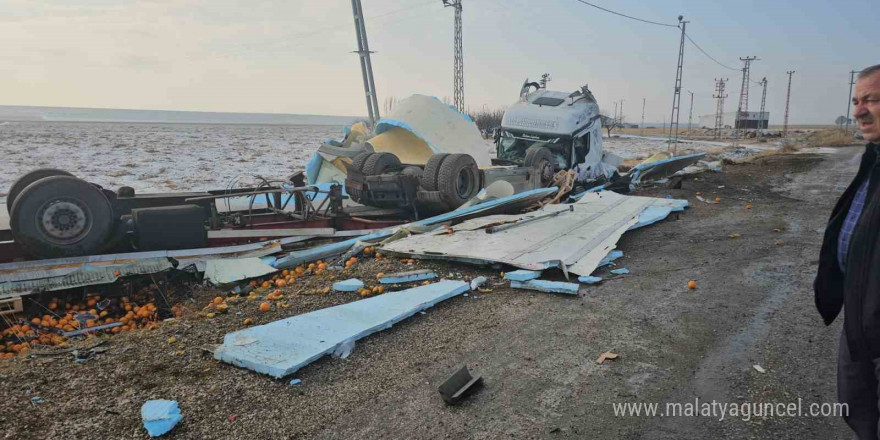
[783,71,795,138]
[758,77,768,138]
[619,99,625,124]
[351,0,380,127]
[713,78,728,140]
[443,0,464,112]
[613,101,618,123]
[734,56,758,144]
[640,98,646,136]
[686,91,694,138]
[845,70,859,135]
[667,15,688,154]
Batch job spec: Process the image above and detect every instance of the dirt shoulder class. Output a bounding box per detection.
[0,148,861,439]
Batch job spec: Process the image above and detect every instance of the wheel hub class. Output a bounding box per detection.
[39,200,89,241]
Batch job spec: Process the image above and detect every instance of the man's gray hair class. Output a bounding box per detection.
[859,64,880,80]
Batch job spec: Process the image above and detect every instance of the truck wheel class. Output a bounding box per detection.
[524,147,556,187]
[9,176,114,258]
[351,151,373,173]
[362,152,401,176]
[437,154,481,209]
[6,168,75,214]
[421,153,450,191]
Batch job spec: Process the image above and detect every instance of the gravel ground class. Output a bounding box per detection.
[0,146,864,439]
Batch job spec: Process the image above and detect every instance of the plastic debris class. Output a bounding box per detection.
[30,396,45,404]
[469,276,488,290]
[289,379,302,386]
[729,233,741,238]
[598,250,624,267]
[696,195,720,204]
[597,351,619,364]
[332,278,365,292]
[378,270,437,284]
[331,339,355,359]
[753,365,766,374]
[503,270,543,282]
[510,279,579,295]
[578,276,603,284]
[609,268,629,275]
[141,400,183,437]
[215,281,469,378]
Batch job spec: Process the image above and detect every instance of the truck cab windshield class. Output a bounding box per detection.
[496,131,570,168]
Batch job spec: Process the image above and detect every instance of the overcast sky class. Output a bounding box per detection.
[2,0,877,124]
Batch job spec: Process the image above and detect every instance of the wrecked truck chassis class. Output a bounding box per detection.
[0,170,403,263]
[345,154,545,216]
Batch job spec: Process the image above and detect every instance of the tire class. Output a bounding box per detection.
[436,154,481,209]
[362,152,401,176]
[351,152,373,173]
[6,168,75,214]
[420,153,450,191]
[346,152,373,203]
[524,146,556,187]
[10,176,114,258]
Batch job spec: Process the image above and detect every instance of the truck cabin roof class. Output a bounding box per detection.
[500,88,600,137]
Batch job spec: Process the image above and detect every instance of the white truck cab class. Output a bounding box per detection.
[496,81,609,182]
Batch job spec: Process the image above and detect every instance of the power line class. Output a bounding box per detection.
[683,33,738,71]
[570,0,678,28]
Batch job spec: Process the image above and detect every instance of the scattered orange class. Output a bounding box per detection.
[276,279,286,287]
[259,302,271,313]
[688,280,697,289]
[261,281,271,289]
[243,318,254,326]
[213,297,224,305]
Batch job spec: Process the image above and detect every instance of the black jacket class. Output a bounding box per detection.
[815,142,880,361]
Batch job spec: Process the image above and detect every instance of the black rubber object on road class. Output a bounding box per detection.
[524,146,555,186]
[10,176,114,258]
[5,168,75,214]
[436,153,480,209]
[421,153,450,192]
[362,152,402,176]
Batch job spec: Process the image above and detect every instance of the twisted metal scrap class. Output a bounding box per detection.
[533,170,576,209]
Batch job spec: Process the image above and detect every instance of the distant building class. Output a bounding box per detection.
[697,111,769,129]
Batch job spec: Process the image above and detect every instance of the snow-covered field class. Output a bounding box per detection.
[0,121,344,202]
[0,122,735,203]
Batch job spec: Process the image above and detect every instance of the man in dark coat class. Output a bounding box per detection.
[815,63,880,439]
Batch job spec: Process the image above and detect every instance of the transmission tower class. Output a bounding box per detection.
[783,71,795,138]
[845,70,860,135]
[350,0,380,127]
[734,56,757,143]
[443,0,464,112]
[667,15,688,154]
[713,78,728,140]
[758,77,767,138]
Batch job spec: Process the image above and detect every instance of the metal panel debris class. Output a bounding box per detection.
[382,191,685,277]
[203,258,278,286]
[214,280,469,378]
[0,258,174,298]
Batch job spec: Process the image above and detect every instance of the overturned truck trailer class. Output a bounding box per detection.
[337,83,624,215]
